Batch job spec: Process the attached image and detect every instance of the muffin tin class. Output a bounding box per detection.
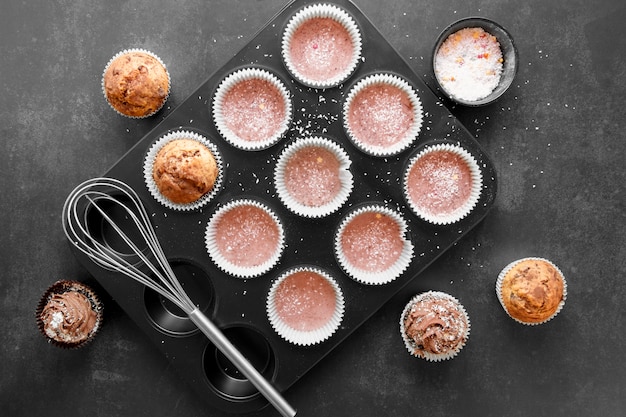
[69,0,497,413]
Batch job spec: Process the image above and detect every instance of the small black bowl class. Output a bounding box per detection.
[432,17,518,106]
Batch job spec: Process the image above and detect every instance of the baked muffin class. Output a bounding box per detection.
[36,280,103,349]
[496,257,566,325]
[400,291,470,361]
[152,138,219,205]
[103,49,170,118]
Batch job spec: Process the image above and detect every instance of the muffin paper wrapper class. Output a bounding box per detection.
[205,199,285,279]
[143,130,224,211]
[35,280,103,349]
[335,205,414,285]
[282,3,362,89]
[400,291,470,361]
[102,48,171,119]
[274,136,353,218]
[266,266,345,346]
[213,67,292,151]
[495,257,567,325]
[343,73,423,157]
[403,143,482,225]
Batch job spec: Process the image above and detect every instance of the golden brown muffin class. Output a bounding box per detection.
[103,50,170,117]
[498,258,565,324]
[152,138,218,204]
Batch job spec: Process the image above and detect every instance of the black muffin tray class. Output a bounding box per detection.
[70,0,497,413]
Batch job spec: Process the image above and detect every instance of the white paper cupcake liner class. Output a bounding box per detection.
[403,143,482,225]
[334,205,414,285]
[400,291,470,361]
[102,48,171,118]
[274,136,353,218]
[496,257,567,325]
[342,73,423,157]
[266,266,345,346]
[281,3,362,89]
[205,199,285,278]
[213,67,292,151]
[144,130,224,211]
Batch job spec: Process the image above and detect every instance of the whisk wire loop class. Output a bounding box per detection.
[62,177,296,417]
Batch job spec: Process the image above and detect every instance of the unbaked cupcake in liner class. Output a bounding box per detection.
[281,3,362,89]
[266,266,345,346]
[36,280,103,349]
[403,143,482,225]
[274,136,353,218]
[343,73,423,157]
[144,130,223,211]
[400,291,470,361]
[205,199,285,279]
[102,48,170,118]
[335,205,414,285]
[213,67,292,151]
[496,257,567,325]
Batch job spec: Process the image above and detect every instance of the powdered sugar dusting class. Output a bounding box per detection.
[341,211,403,272]
[215,205,280,267]
[407,150,473,216]
[221,78,286,142]
[289,17,354,82]
[348,83,414,147]
[274,270,337,331]
[284,146,341,207]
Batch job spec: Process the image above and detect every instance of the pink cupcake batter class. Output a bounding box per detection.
[407,150,473,216]
[214,204,280,267]
[221,78,286,142]
[274,270,337,331]
[284,146,341,207]
[348,83,414,148]
[289,17,354,83]
[341,211,403,272]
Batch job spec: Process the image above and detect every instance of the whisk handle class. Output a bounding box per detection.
[188,308,297,417]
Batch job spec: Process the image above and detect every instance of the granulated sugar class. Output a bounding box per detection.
[435,27,503,102]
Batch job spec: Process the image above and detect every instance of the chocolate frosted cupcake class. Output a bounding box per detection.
[144,130,223,211]
[400,291,470,361]
[36,280,103,349]
[282,3,362,88]
[213,67,292,151]
[403,143,482,224]
[343,73,423,156]
[205,199,285,278]
[102,49,170,118]
[274,136,353,218]
[335,205,414,285]
[267,266,344,346]
[496,257,567,325]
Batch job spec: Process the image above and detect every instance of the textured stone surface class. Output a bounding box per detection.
[1,0,625,416]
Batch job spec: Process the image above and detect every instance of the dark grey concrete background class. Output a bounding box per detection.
[2,0,625,416]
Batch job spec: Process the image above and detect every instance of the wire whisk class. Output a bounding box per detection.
[62,177,296,417]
